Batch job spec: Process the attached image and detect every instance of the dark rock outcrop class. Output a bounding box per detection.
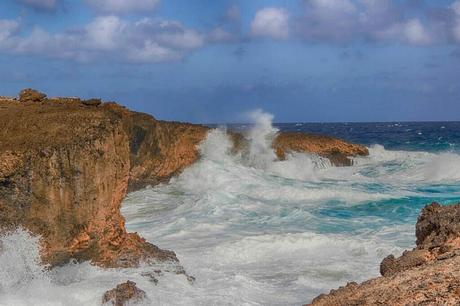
[307,202,460,306]
[102,281,147,306]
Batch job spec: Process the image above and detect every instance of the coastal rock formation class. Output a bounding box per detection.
[102,281,147,306]
[0,89,369,269]
[0,96,178,267]
[126,112,208,191]
[307,202,460,306]
[273,132,368,166]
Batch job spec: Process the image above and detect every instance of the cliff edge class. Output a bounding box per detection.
[0,89,368,269]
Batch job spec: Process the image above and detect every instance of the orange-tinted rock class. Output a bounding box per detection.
[18,88,47,103]
[126,113,208,191]
[273,132,369,166]
[306,202,460,306]
[102,281,147,306]
[0,95,177,267]
[0,89,370,269]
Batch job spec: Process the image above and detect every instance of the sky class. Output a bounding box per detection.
[0,0,459,123]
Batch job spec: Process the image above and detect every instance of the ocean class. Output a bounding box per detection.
[1,113,460,305]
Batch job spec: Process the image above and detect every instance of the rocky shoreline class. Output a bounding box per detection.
[306,202,460,306]
[2,90,458,306]
[0,89,369,304]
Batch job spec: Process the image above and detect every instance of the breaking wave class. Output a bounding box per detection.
[1,111,459,305]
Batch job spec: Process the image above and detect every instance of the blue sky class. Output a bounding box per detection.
[0,0,459,123]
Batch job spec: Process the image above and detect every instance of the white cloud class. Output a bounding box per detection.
[84,16,126,50]
[17,0,57,10]
[85,0,159,14]
[295,0,442,46]
[0,16,204,63]
[251,7,289,40]
[403,19,432,45]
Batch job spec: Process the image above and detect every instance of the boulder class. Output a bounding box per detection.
[102,281,146,306]
[18,88,46,103]
[82,98,102,107]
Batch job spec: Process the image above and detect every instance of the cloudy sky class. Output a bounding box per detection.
[0,0,459,122]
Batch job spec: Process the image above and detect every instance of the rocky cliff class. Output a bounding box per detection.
[0,89,368,269]
[307,202,460,306]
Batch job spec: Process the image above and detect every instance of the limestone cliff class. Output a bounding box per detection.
[0,89,369,269]
[307,202,460,306]
[0,94,177,267]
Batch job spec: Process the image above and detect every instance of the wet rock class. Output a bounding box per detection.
[102,281,146,306]
[18,88,46,103]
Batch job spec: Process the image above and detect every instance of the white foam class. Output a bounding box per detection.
[3,111,460,305]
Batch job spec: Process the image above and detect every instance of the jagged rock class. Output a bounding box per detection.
[416,202,460,251]
[306,202,460,306]
[273,132,369,166]
[102,281,146,306]
[18,88,46,103]
[380,249,431,277]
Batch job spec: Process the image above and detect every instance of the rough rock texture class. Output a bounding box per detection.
[0,97,177,267]
[307,202,460,306]
[0,89,369,269]
[18,88,47,103]
[102,281,147,306]
[273,132,369,166]
[126,113,208,191]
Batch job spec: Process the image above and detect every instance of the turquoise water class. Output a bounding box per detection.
[1,115,459,305]
[120,116,460,305]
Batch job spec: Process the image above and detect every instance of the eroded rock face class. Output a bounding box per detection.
[0,89,370,269]
[273,132,369,166]
[127,113,209,191]
[0,97,177,267]
[307,202,460,306]
[102,281,147,306]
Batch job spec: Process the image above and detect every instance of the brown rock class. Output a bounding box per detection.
[82,98,102,107]
[273,132,369,166]
[0,96,178,268]
[416,202,460,251]
[102,281,146,306]
[18,88,47,103]
[0,89,370,269]
[126,114,209,191]
[306,202,460,306]
[380,249,431,277]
